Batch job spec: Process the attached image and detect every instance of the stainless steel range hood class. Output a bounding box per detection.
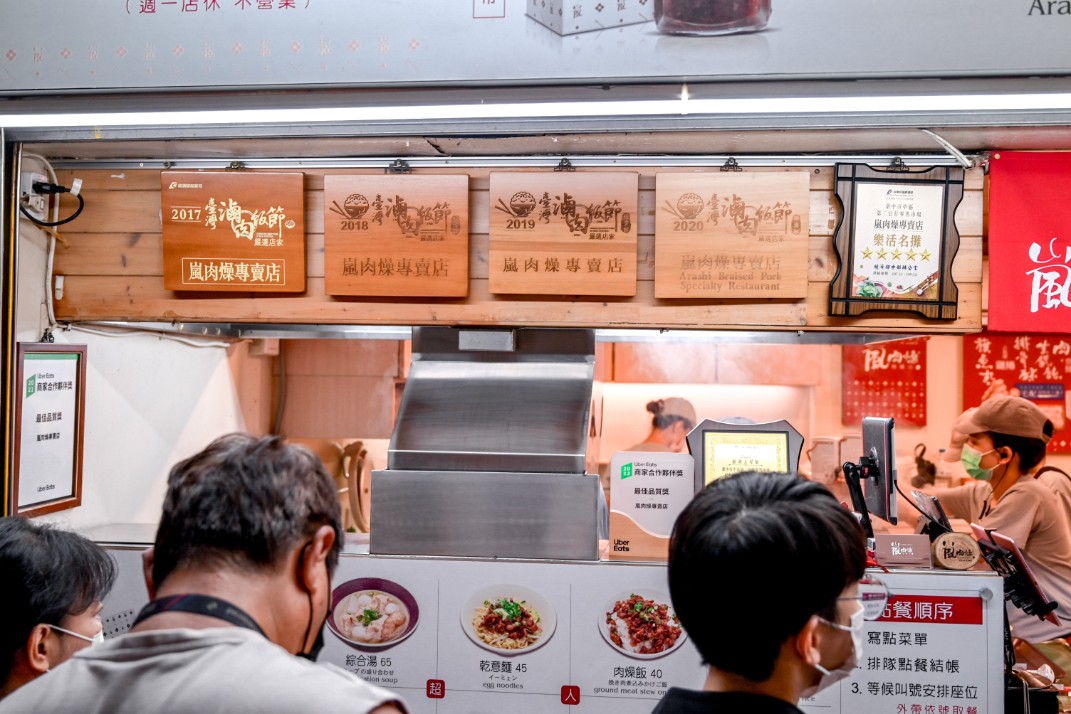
[369,327,601,561]
[388,328,593,474]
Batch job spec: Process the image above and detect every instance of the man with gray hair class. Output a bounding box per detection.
[0,433,407,714]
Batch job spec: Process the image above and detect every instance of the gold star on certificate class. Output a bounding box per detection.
[906,250,918,261]
[892,250,903,260]
[877,249,889,260]
[920,249,932,261]
[862,247,874,259]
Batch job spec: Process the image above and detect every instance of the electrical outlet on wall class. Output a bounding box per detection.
[19,172,49,221]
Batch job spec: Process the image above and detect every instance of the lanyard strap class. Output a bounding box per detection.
[133,594,267,638]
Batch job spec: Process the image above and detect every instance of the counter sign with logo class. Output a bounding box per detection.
[11,344,87,517]
[607,451,694,562]
[160,171,306,292]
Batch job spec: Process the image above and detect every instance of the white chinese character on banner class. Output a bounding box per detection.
[1027,237,1071,313]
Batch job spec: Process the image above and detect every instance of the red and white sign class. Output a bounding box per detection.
[963,332,1071,454]
[877,596,984,626]
[989,152,1071,333]
[842,339,927,427]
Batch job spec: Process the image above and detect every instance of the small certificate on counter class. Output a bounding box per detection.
[702,431,788,484]
[607,451,695,562]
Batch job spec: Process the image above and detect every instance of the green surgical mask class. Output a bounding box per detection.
[961,444,996,481]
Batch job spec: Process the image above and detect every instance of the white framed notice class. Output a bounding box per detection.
[12,343,87,517]
[606,451,695,562]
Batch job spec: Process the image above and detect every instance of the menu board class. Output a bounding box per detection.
[324,175,469,297]
[321,555,702,713]
[842,338,927,427]
[488,172,638,296]
[98,550,1002,714]
[964,332,1071,453]
[160,171,305,292]
[654,172,810,299]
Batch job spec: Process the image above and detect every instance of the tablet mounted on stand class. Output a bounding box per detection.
[842,416,898,548]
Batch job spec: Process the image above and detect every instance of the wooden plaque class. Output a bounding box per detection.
[654,172,810,299]
[161,171,305,292]
[488,172,638,296]
[324,175,469,297]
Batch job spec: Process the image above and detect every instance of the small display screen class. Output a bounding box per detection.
[702,430,790,485]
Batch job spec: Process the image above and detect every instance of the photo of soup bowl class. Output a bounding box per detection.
[328,577,419,652]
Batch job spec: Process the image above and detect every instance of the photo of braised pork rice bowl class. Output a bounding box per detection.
[462,585,556,654]
[328,578,419,651]
[602,592,685,659]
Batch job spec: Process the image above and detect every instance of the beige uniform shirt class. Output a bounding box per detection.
[935,476,1071,641]
[1036,467,1071,533]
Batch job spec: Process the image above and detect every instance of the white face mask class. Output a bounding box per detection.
[51,624,105,645]
[800,606,864,699]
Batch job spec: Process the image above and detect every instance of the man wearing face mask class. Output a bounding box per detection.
[0,433,408,714]
[931,396,1071,642]
[0,518,115,699]
[654,471,874,713]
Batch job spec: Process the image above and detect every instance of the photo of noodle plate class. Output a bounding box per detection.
[600,591,686,660]
[461,585,557,655]
[327,577,419,652]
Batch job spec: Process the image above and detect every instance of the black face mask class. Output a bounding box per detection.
[297,619,326,662]
[296,541,327,662]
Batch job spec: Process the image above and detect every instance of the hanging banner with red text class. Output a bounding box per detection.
[842,338,927,427]
[963,332,1071,453]
[988,152,1071,333]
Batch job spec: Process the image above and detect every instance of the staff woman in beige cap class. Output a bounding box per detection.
[628,397,696,453]
[933,395,1071,642]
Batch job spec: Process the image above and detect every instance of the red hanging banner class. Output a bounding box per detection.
[963,332,1071,454]
[988,152,1071,333]
[842,338,927,427]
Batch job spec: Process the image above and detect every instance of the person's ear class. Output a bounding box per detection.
[298,525,336,595]
[25,624,55,675]
[141,546,158,600]
[793,615,824,667]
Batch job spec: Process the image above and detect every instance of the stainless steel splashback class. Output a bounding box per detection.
[372,327,602,560]
[388,327,594,474]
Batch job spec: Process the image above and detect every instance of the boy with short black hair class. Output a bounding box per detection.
[655,471,869,712]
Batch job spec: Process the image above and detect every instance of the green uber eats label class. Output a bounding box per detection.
[620,462,633,479]
[25,374,36,399]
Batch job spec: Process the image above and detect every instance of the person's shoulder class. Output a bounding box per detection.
[1005,476,1053,500]
[233,646,405,711]
[1037,468,1071,490]
[181,636,408,713]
